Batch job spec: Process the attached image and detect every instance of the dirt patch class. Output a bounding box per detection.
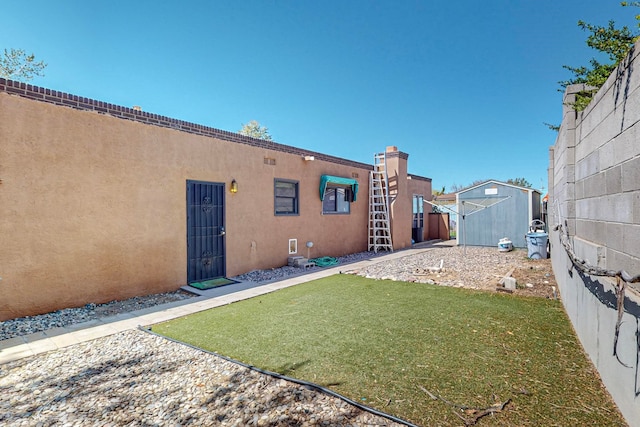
[510,257,557,298]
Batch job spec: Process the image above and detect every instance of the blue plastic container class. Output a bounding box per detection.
[526,232,548,259]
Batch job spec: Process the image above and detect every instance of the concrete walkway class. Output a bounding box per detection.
[0,241,449,364]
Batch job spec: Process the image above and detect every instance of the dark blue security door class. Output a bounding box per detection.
[187,180,225,283]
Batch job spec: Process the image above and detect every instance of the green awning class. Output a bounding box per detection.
[319,175,359,201]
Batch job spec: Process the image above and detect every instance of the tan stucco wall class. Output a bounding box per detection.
[428,213,450,240]
[0,91,431,320]
[385,149,412,249]
[231,155,371,271]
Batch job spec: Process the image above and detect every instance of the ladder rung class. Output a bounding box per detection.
[368,153,392,252]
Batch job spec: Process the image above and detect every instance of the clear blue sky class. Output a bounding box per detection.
[2,0,637,193]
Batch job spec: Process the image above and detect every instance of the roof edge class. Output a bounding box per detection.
[456,179,541,194]
[0,78,375,171]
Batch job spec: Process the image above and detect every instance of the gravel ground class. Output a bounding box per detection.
[231,251,384,283]
[0,330,404,427]
[0,251,381,342]
[0,291,194,341]
[0,243,557,426]
[344,245,557,298]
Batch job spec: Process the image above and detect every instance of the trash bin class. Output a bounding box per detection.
[526,232,548,259]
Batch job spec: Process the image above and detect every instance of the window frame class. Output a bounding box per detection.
[413,194,424,228]
[274,179,299,216]
[322,186,351,215]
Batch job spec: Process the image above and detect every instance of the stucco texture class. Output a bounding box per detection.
[0,92,431,320]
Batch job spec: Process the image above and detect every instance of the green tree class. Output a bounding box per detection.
[431,186,446,213]
[506,177,532,188]
[238,120,273,141]
[0,48,47,81]
[432,186,446,197]
[560,3,640,111]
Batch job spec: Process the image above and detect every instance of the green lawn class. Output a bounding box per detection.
[153,275,625,426]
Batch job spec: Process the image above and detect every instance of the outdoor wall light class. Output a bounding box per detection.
[303,155,315,161]
[306,241,314,259]
[230,179,238,193]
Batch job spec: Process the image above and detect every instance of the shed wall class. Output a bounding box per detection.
[458,183,531,248]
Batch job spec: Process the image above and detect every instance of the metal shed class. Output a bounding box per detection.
[456,180,541,248]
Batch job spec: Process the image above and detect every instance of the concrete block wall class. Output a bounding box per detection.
[549,87,578,238]
[550,44,640,426]
[570,46,640,275]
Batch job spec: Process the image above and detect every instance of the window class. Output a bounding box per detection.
[274,179,299,215]
[413,194,424,228]
[322,186,351,214]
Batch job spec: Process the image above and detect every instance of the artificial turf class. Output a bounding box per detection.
[153,274,626,426]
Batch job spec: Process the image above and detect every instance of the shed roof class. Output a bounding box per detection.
[456,179,541,195]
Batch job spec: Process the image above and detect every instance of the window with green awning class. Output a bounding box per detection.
[319,175,359,202]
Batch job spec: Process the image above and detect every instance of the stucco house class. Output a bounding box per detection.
[0,78,432,321]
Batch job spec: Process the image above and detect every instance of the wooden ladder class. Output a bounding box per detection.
[368,153,393,252]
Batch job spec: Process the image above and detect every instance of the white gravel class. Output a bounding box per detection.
[0,329,405,426]
[0,250,409,426]
[1,251,380,342]
[231,251,384,283]
[347,245,530,290]
[4,243,538,426]
[0,291,194,341]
